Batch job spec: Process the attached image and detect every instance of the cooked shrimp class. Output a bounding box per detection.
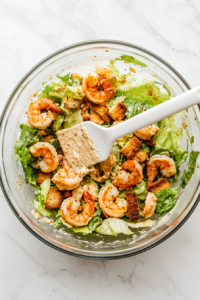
[99,183,127,218]
[90,153,117,183]
[134,125,160,140]
[82,74,115,104]
[28,98,62,129]
[147,154,176,188]
[61,197,95,227]
[112,160,143,189]
[52,159,82,190]
[29,142,59,173]
[72,183,98,201]
[143,192,157,218]
[95,67,117,85]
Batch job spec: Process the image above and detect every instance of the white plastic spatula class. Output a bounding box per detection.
[78,86,200,163]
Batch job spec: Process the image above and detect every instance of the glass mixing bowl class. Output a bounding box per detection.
[0,40,199,259]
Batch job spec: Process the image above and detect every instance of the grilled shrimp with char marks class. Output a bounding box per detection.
[112,160,143,189]
[29,142,59,173]
[99,183,128,218]
[28,98,62,129]
[52,159,82,190]
[147,154,176,188]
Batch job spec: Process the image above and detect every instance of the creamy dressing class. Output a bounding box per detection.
[56,124,100,176]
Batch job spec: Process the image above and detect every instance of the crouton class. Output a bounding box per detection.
[62,190,72,200]
[45,187,62,209]
[58,154,63,163]
[108,102,127,121]
[125,192,140,221]
[121,136,141,159]
[93,105,111,123]
[148,178,170,193]
[90,111,104,125]
[133,149,148,162]
[81,99,93,121]
[43,135,53,143]
[145,139,156,146]
[36,172,52,185]
[64,97,83,109]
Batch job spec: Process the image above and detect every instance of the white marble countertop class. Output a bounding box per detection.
[1,0,200,299]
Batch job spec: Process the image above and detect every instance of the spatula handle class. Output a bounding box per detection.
[107,85,200,143]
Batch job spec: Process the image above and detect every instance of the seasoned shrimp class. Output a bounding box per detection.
[95,67,117,85]
[29,142,59,173]
[143,192,157,218]
[28,98,62,129]
[112,160,143,189]
[61,197,95,227]
[147,154,176,187]
[99,183,128,218]
[52,159,82,190]
[72,183,98,201]
[82,74,115,104]
[134,125,160,140]
[90,153,117,183]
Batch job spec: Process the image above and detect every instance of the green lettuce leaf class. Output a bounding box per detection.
[119,180,148,200]
[115,54,147,67]
[95,218,155,236]
[48,139,59,149]
[124,99,154,119]
[63,109,83,129]
[15,124,43,184]
[155,186,179,216]
[72,226,92,235]
[116,81,170,105]
[51,114,64,131]
[33,179,54,217]
[109,62,137,89]
[88,215,103,232]
[181,151,200,188]
[57,73,82,87]
[40,179,51,202]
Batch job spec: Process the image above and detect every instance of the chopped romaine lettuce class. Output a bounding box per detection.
[88,215,103,232]
[119,180,148,200]
[116,81,170,105]
[48,139,59,149]
[34,201,53,217]
[51,114,64,131]
[181,151,200,188]
[154,81,171,96]
[63,109,83,129]
[40,179,51,202]
[112,144,121,161]
[95,218,155,236]
[57,73,82,87]
[124,99,154,119]
[140,143,149,152]
[155,186,179,216]
[107,96,126,109]
[115,54,147,67]
[15,124,43,184]
[109,62,137,89]
[116,134,133,148]
[72,226,92,235]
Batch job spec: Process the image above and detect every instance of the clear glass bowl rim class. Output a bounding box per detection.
[0,39,199,260]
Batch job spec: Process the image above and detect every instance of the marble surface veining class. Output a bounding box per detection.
[1,0,200,299]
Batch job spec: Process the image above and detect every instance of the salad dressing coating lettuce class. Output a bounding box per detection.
[95,218,155,236]
[181,150,200,188]
[155,186,179,216]
[34,179,55,217]
[115,55,147,67]
[15,124,43,184]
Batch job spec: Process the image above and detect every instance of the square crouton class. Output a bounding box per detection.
[65,97,83,109]
[133,149,149,162]
[125,192,140,221]
[90,111,104,125]
[36,172,52,185]
[62,190,72,200]
[45,187,62,209]
[149,178,170,193]
[121,136,141,159]
[108,102,127,121]
[93,105,111,123]
[43,135,54,143]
